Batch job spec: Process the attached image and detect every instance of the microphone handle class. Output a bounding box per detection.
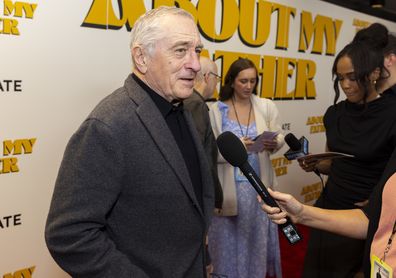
[239,162,302,244]
[313,168,321,177]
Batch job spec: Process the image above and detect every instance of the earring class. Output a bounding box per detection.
[372,80,377,85]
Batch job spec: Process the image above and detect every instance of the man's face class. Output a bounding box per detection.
[204,64,219,99]
[144,15,202,102]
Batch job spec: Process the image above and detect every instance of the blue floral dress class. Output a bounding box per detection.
[208,102,282,278]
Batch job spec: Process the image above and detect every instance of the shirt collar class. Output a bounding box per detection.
[132,74,182,117]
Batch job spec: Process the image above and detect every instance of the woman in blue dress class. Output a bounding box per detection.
[208,58,284,278]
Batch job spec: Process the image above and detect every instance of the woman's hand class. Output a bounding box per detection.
[241,136,254,149]
[262,138,278,152]
[297,156,318,173]
[258,188,304,224]
[246,135,278,153]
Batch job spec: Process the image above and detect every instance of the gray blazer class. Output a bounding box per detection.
[45,74,215,278]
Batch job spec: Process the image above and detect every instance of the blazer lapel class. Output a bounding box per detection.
[125,76,203,214]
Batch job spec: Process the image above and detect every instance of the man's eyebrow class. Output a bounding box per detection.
[171,41,204,49]
[171,41,192,49]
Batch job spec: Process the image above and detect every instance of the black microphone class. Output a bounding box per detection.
[217,131,302,245]
[284,133,309,160]
[284,133,320,177]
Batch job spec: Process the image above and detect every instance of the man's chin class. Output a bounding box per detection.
[176,88,194,100]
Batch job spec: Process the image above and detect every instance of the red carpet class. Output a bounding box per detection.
[278,224,311,278]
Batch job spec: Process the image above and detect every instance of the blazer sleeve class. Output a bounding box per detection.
[45,119,150,278]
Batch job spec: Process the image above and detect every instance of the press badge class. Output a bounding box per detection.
[371,254,393,278]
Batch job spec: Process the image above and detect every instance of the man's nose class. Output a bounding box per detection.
[187,51,201,73]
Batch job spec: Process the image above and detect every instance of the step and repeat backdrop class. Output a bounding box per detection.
[1,0,395,276]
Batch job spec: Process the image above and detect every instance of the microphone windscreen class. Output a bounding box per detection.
[285,133,301,151]
[217,131,248,167]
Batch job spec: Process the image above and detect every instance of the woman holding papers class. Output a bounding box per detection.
[299,23,396,278]
[208,58,284,278]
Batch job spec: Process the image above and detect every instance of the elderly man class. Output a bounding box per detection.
[45,6,214,278]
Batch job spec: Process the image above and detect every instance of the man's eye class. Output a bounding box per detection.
[195,48,202,54]
[175,48,187,55]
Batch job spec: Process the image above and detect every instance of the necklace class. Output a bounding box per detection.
[381,220,396,263]
[231,97,252,138]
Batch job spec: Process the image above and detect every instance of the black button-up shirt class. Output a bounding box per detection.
[133,74,203,208]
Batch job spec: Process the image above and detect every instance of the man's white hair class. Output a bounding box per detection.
[130,6,194,65]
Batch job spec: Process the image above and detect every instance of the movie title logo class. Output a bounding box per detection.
[307,115,325,134]
[0,79,22,93]
[0,0,37,36]
[3,266,35,278]
[300,182,322,203]
[272,156,292,177]
[82,0,344,100]
[0,213,21,229]
[0,138,36,174]
[353,18,371,32]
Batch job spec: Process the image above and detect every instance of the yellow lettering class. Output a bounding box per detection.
[306,116,323,125]
[197,0,238,41]
[295,59,316,99]
[310,125,326,134]
[272,3,296,49]
[274,57,296,99]
[82,0,146,30]
[0,18,19,35]
[304,191,322,203]
[299,11,342,55]
[271,158,281,168]
[214,50,261,84]
[3,138,36,155]
[275,166,287,176]
[3,0,37,18]
[272,157,292,168]
[239,0,272,47]
[3,266,35,278]
[0,157,19,173]
[154,0,198,21]
[261,55,277,98]
[215,50,317,100]
[301,182,322,195]
[352,18,370,32]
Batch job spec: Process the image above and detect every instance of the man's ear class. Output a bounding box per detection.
[132,46,148,74]
[204,73,210,84]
